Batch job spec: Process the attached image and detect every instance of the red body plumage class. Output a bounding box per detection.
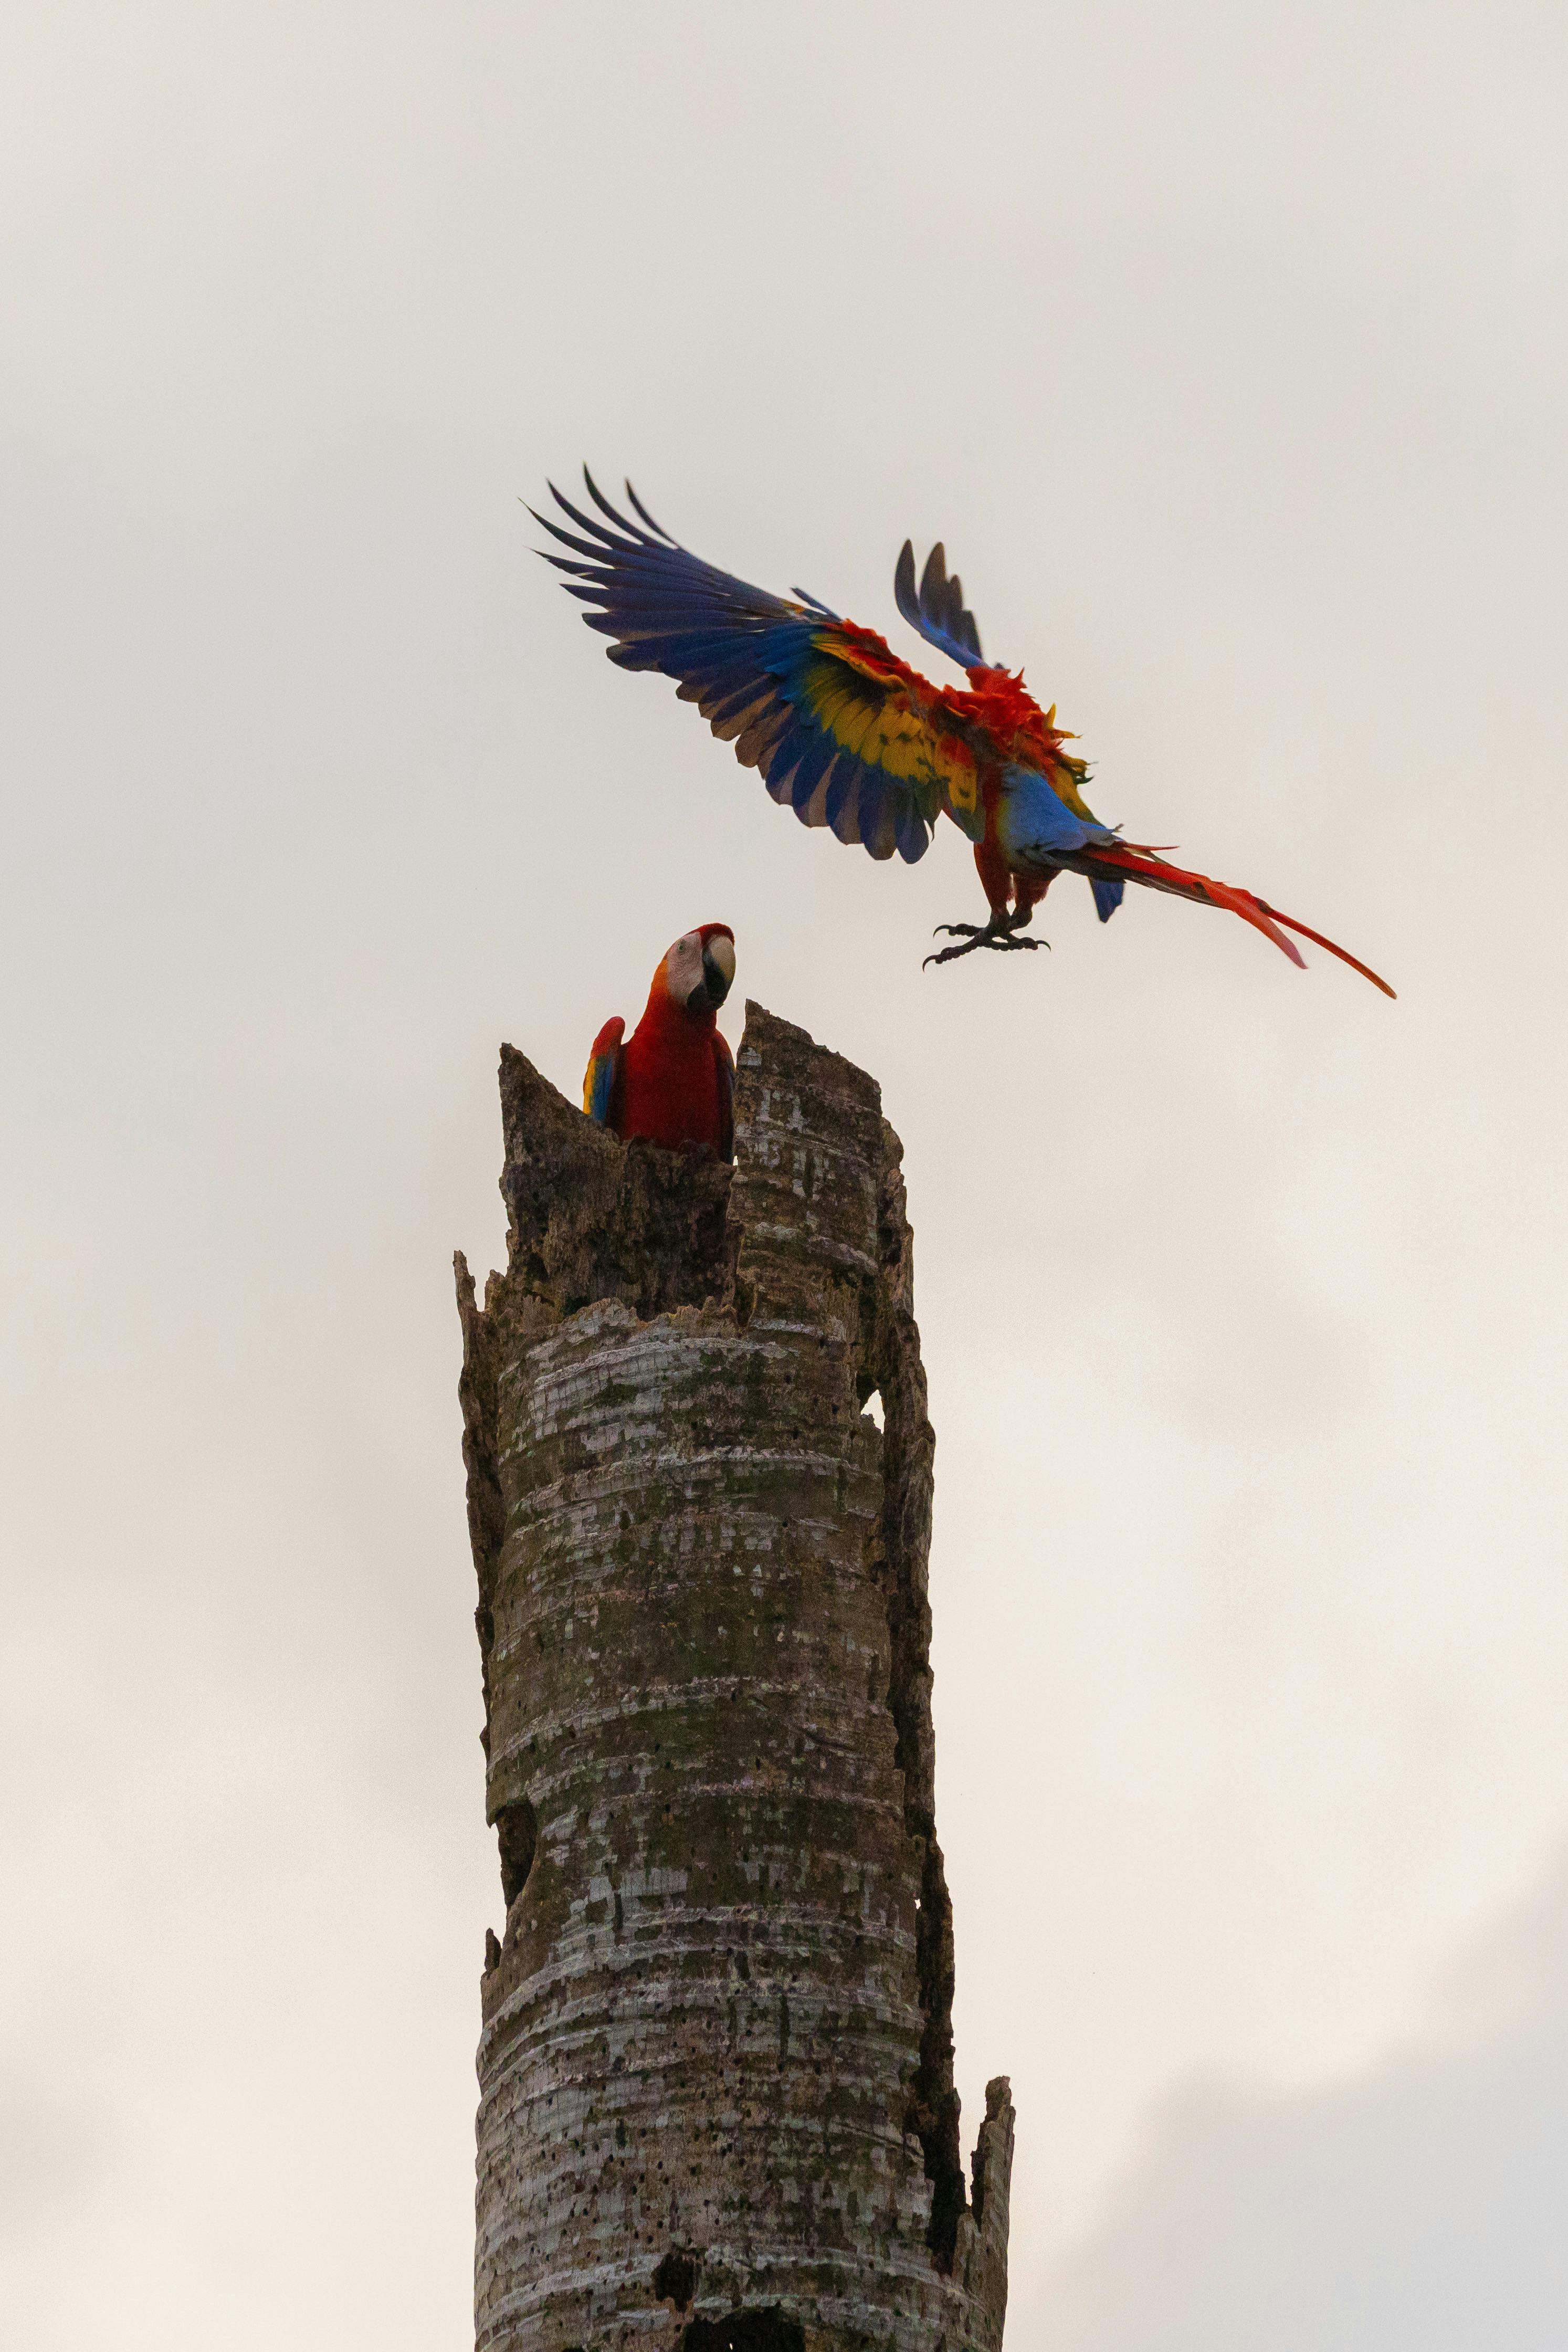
[620,990,729,1153]
[583,924,735,1160]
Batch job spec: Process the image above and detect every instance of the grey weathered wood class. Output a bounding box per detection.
[456,1002,1013,2351]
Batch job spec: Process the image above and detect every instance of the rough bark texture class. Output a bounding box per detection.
[456,1002,1013,2352]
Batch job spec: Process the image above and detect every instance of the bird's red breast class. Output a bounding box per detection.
[619,1007,729,1154]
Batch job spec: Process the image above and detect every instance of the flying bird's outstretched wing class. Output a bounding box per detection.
[893,538,984,670]
[540,474,1393,995]
[534,474,983,862]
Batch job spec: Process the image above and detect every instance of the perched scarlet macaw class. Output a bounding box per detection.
[536,474,1393,995]
[583,923,737,1159]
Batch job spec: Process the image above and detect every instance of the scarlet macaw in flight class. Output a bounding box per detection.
[583,922,736,1160]
[536,475,1393,995]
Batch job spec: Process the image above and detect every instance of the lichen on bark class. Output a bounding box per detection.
[456,1002,1013,2350]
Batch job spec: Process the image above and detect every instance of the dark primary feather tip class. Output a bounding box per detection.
[581,466,645,539]
[548,480,631,550]
[894,539,920,625]
[623,479,677,543]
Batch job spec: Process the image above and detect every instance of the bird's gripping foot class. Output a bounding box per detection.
[923,912,1051,969]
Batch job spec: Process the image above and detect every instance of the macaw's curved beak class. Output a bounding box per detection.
[689,932,735,1013]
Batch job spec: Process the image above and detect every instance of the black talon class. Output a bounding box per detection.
[923,917,1051,970]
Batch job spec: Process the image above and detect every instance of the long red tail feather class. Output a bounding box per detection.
[1256,904,1397,999]
[1083,843,1395,998]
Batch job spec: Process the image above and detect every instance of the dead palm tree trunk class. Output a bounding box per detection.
[456,1002,1013,2351]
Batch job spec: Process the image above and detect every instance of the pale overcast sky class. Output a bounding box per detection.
[4,5,1566,2346]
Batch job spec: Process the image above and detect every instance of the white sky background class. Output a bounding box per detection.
[3,3,1566,2344]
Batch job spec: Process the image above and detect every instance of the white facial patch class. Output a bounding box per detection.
[664,930,705,1001]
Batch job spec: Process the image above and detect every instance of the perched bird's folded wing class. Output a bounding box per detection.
[583,1017,626,1128]
[534,473,981,863]
[713,1031,735,1164]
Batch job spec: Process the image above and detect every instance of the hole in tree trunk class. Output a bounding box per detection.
[680,2313,804,2352]
[653,2246,700,2311]
[494,1797,538,1910]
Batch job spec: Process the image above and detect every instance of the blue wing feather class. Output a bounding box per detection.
[583,1018,625,1128]
[893,539,986,671]
[536,473,959,865]
[787,734,836,811]
[997,764,1118,867]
